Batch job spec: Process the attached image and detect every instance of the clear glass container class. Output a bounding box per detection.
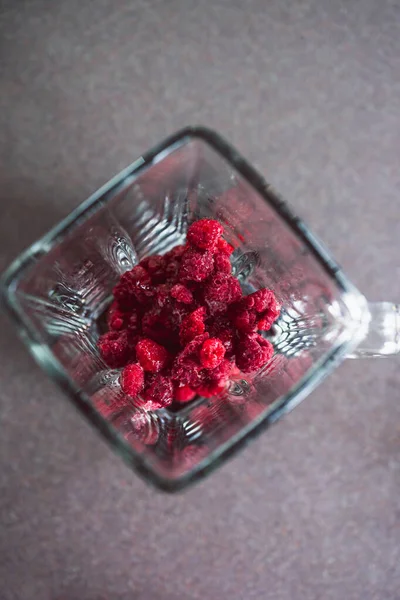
[1,127,399,491]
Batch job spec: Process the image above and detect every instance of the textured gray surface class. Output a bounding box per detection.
[1,1,399,599]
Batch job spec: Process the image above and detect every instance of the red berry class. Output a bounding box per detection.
[187,219,223,251]
[204,273,242,306]
[98,330,133,368]
[235,334,273,373]
[200,338,226,369]
[214,252,232,274]
[231,308,258,333]
[217,238,234,256]
[179,248,214,282]
[170,283,194,304]
[207,358,234,383]
[136,338,169,373]
[174,385,196,403]
[143,374,173,408]
[120,363,145,397]
[180,307,207,345]
[247,289,275,313]
[197,381,227,398]
[171,359,204,387]
[106,301,127,331]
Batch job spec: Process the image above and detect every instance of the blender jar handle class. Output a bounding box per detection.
[348,302,400,358]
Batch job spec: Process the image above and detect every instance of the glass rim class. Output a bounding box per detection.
[0,125,365,492]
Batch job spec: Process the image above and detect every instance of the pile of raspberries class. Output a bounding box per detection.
[97,219,280,411]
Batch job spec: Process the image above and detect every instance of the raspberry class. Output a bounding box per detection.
[180,307,207,345]
[204,273,242,308]
[136,338,169,373]
[120,363,145,397]
[170,283,194,304]
[98,330,133,368]
[176,333,209,363]
[207,358,234,383]
[248,289,275,313]
[106,301,126,331]
[200,338,226,369]
[197,381,227,398]
[113,268,153,310]
[231,308,257,333]
[154,284,171,309]
[187,218,223,251]
[164,244,186,261]
[179,248,214,282]
[235,334,273,373]
[143,374,173,408]
[171,359,204,387]
[174,385,196,403]
[214,252,232,274]
[97,221,278,405]
[140,255,167,284]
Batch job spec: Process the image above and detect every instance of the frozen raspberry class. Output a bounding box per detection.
[167,303,192,331]
[136,338,169,373]
[164,244,186,261]
[98,330,133,368]
[171,359,204,387]
[165,259,179,281]
[170,283,194,304]
[106,301,126,331]
[174,385,196,403]
[214,252,232,274]
[204,273,242,307]
[176,333,209,363]
[248,289,275,313]
[200,338,226,369]
[187,218,223,251]
[197,381,227,398]
[143,374,173,408]
[179,248,214,282]
[207,358,234,383]
[180,307,207,345]
[142,311,166,343]
[231,308,257,333]
[120,363,145,397]
[153,284,171,309]
[235,334,273,373]
[140,255,167,284]
[217,238,234,256]
[113,268,153,309]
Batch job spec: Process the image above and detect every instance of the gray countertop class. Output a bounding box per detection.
[0,1,399,599]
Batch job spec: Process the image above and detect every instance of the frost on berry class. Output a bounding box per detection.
[171,359,204,388]
[98,330,133,368]
[199,338,226,369]
[235,334,274,373]
[180,307,207,345]
[179,248,214,282]
[187,218,223,251]
[170,283,194,304]
[120,363,145,397]
[136,338,169,373]
[197,381,227,398]
[214,252,232,274]
[203,273,242,314]
[217,238,234,256]
[143,374,173,408]
[174,385,196,403]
